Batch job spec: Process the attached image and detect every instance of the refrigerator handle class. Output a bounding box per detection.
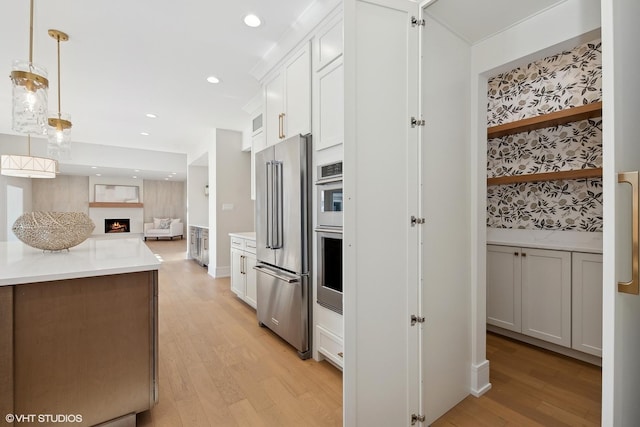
[266,161,273,249]
[273,161,284,249]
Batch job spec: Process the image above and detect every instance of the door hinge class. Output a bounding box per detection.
[411,215,425,227]
[410,16,425,27]
[411,413,426,425]
[410,314,425,326]
[410,117,425,128]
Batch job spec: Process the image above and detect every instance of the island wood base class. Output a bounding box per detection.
[0,271,158,427]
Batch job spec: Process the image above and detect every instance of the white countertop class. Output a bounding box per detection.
[229,231,256,241]
[0,237,161,286]
[487,228,603,253]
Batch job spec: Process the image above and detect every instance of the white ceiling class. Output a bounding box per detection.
[425,0,568,44]
[0,0,571,181]
[0,0,316,157]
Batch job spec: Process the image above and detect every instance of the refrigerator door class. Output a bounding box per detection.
[272,134,310,274]
[255,146,276,266]
[255,263,310,359]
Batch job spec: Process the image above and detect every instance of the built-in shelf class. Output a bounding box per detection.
[487,101,603,139]
[89,202,144,208]
[487,168,603,186]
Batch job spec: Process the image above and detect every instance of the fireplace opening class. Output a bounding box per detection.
[105,218,130,233]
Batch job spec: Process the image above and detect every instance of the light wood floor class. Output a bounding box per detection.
[137,239,343,427]
[432,333,602,426]
[138,239,601,426]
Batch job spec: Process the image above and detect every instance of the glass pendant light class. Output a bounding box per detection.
[47,29,72,161]
[11,0,49,135]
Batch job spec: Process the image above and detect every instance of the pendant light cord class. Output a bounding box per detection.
[29,0,34,63]
[57,36,61,118]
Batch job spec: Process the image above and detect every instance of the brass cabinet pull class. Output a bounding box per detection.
[278,113,287,139]
[280,113,286,139]
[618,171,639,295]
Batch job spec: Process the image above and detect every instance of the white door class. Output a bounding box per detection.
[230,248,245,298]
[420,10,473,423]
[602,0,640,424]
[283,43,311,139]
[521,248,571,347]
[486,245,522,332]
[264,71,284,146]
[343,0,419,425]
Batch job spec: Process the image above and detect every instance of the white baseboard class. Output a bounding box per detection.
[470,360,492,397]
[209,266,230,278]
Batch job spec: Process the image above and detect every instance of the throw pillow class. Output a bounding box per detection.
[159,218,171,229]
[170,218,181,225]
[153,217,162,228]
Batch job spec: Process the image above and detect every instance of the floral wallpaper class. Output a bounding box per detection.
[487,40,602,232]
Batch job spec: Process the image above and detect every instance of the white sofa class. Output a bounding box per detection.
[143,219,184,241]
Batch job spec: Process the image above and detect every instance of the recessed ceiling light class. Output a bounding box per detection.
[133,176,137,179]
[145,113,157,119]
[96,173,102,177]
[171,172,177,175]
[206,75,220,84]
[164,178,169,181]
[134,169,140,172]
[91,166,97,169]
[244,14,261,28]
[140,132,150,136]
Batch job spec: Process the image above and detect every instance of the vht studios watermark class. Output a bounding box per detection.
[5,414,83,423]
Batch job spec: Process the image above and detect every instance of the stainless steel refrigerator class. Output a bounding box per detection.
[254,134,311,359]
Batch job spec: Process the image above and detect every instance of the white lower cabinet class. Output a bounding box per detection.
[230,235,257,309]
[572,252,603,356]
[521,248,571,347]
[316,304,343,369]
[487,245,600,354]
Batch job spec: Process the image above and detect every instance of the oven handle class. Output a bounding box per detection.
[254,264,300,284]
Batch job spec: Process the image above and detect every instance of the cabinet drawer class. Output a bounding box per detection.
[244,239,257,255]
[317,325,343,369]
[231,238,244,249]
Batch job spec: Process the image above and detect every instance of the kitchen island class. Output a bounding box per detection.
[0,237,160,427]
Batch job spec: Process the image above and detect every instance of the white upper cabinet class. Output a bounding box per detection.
[314,17,344,152]
[264,42,311,146]
[316,18,343,72]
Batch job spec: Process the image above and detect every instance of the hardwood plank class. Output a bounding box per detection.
[487,102,603,138]
[139,239,600,427]
[487,167,602,186]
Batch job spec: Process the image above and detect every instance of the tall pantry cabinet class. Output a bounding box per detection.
[344,0,471,425]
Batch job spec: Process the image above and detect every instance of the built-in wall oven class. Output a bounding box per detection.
[316,161,343,314]
[316,228,343,314]
[317,161,342,228]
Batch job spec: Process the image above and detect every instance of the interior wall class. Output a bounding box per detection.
[0,175,32,242]
[187,165,209,227]
[143,180,187,223]
[213,129,253,276]
[468,0,601,398]
[32,176,89,213]
[486,39,602,231]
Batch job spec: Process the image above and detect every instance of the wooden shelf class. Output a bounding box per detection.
[89,202,143,208]
[487,102,603,139]
[487,168,603,186]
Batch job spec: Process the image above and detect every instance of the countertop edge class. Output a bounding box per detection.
[0,264,159,287]
[229,231,256,240]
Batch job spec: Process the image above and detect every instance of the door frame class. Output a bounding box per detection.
[468,1,602,398]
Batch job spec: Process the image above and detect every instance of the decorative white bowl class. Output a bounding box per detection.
[12,212,95,251]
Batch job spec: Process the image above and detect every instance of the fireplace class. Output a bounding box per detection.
[105,218,130,233]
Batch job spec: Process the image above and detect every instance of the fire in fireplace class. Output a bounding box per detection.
[105,218,130,233]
